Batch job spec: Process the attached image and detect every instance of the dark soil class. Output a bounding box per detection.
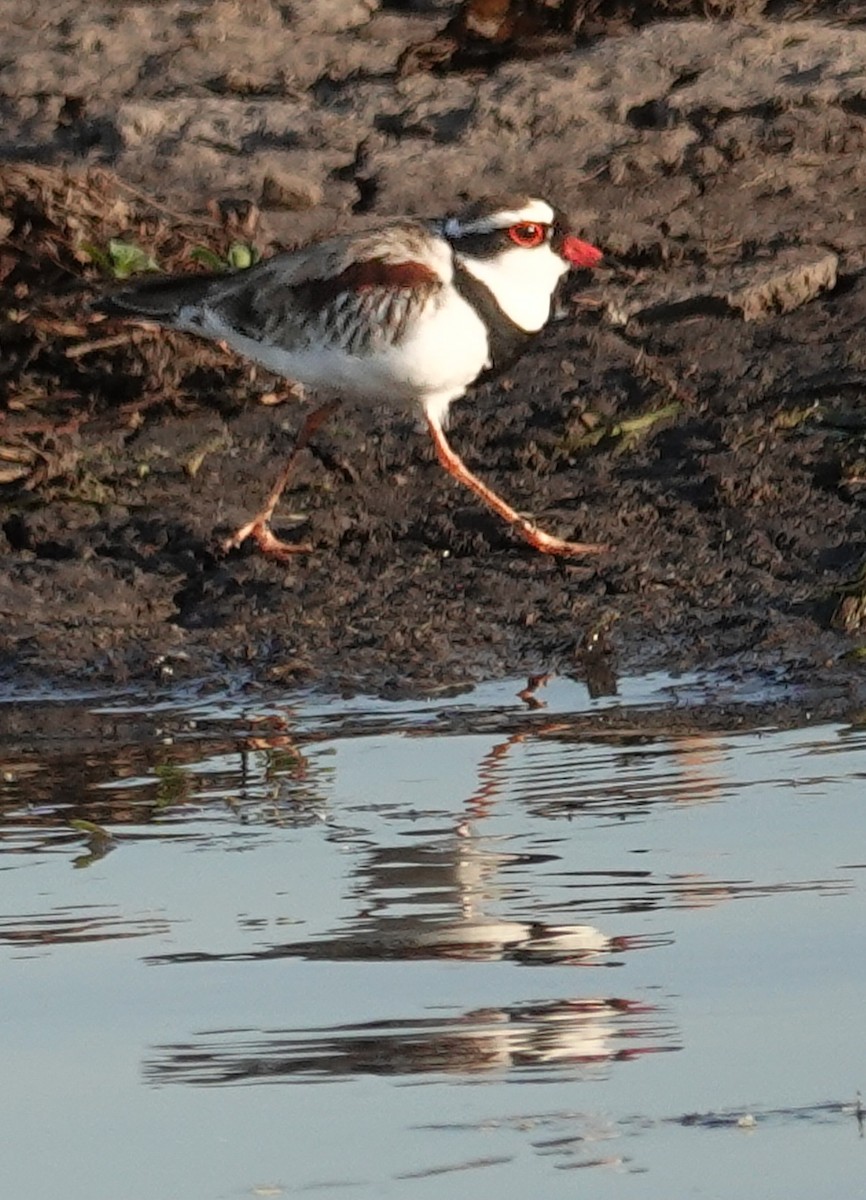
[1,6,865,703]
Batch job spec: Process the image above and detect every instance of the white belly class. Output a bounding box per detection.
[202,291,491,411]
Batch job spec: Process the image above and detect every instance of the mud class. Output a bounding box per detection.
[1,3,865,701]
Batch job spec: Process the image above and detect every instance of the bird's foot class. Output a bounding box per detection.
[221,517,314,560]
[517,523,609,557]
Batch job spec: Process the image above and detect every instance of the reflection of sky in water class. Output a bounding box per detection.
[0,673,864,1199]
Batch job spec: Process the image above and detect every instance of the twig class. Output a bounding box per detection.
[65,332,135,359]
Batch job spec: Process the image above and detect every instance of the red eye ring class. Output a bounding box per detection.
[508,222,546,249]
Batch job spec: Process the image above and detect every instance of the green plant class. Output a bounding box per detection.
[81,238,160,279]
[189,241,260,272]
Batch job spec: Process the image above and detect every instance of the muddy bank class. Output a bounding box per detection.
[1,6,865,699]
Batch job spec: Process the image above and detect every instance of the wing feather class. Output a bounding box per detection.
[207,224,445,353]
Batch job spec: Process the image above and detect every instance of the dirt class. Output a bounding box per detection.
[1,1,866,702]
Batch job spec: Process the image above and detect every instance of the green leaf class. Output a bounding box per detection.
[79,241,111,271]
[189,246,227,271]
[107,239,159,280]
[226,242,259,270]
[188,243,260,272]
[69,817,111,838]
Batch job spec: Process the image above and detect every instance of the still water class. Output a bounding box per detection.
[1,672,863,1199]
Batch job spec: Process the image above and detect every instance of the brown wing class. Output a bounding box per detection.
[210,228,444,354]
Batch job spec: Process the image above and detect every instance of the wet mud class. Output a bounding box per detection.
[1,3,865,703]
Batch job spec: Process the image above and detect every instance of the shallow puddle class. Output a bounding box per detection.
[1,672,864,1198]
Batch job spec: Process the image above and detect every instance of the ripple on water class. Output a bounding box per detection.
[0,674,864,1199]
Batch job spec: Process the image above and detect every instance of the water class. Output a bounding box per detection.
[1,672,864,1199]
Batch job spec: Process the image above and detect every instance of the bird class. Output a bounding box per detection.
[92,194,606,560]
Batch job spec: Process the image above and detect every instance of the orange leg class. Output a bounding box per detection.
[222,399,341,560]
[426,415,608,557]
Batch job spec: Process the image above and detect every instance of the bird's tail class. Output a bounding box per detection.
[91,272,220,323]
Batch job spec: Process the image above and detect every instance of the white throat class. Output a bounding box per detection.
[455,243,568,333]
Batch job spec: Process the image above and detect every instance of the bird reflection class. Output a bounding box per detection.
[149,715,636,967]
[145,996,678,1086]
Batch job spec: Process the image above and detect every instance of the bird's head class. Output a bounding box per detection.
[441,196,602,332]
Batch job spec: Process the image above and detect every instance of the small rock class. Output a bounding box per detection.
[260,172,324,211]
[727,250,839,321]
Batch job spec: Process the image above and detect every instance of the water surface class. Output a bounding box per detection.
[1,673,863,1198]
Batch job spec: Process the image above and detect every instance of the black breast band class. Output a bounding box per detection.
[451,260,539,383]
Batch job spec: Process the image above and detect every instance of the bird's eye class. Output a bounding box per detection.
[508,222,546,248]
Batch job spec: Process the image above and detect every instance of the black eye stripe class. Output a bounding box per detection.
[446,229,509,258]
[446,224,552,258]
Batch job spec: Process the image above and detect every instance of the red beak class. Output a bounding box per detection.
[562,235,603,269]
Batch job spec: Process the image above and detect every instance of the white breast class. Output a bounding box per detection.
[197,287,491,417]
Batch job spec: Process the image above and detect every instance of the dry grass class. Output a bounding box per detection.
[0,163,274,487]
